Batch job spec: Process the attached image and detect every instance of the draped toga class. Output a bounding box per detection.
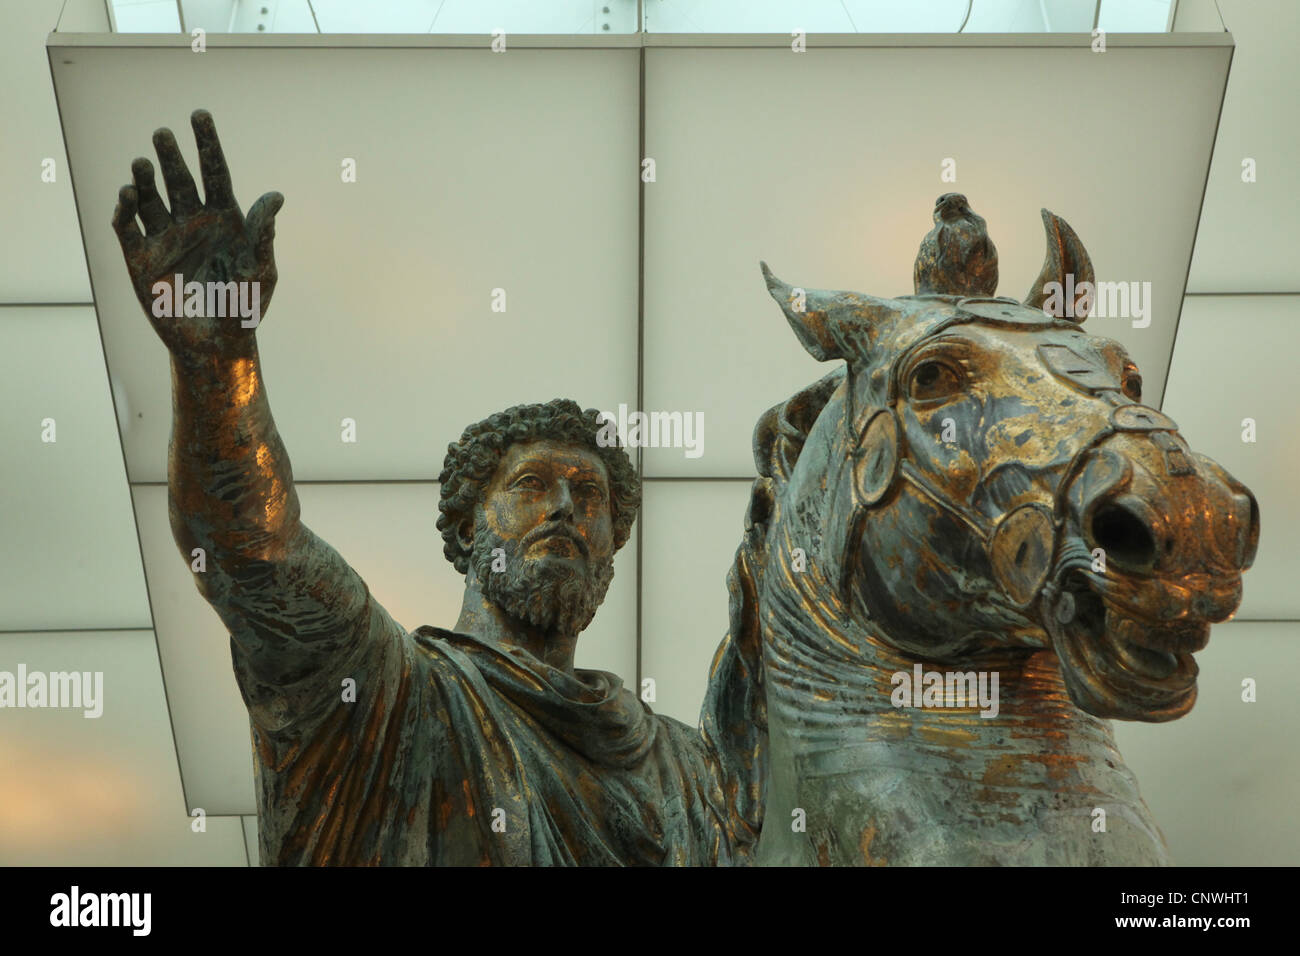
[209,527,765,866]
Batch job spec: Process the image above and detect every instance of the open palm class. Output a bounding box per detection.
[113,109,283,358]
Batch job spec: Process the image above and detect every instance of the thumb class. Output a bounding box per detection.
[246,191,284,266]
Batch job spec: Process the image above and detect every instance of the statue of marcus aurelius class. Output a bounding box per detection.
[112,110,764,866]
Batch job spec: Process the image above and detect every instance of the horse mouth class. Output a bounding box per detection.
[1046,569,1212,721]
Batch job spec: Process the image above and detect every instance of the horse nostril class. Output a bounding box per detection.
[1090,502,1157,570]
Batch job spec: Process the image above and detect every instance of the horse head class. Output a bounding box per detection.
[756,203,1258,725]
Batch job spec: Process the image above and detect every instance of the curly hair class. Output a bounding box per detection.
[436,399,640,574]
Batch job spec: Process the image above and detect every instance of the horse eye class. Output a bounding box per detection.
[1122,370,1143,402]
[909,361,963,401]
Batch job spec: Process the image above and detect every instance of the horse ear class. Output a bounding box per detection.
[1023,209,1094,323]
[760,261,899,362]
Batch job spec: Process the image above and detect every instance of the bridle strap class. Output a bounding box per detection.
[838,308,1160,612]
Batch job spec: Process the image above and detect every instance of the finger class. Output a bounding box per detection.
[246,191,284,266]
[131,158,171,235]
[152,127,201,219]
[112,184,144,255]
[191,109,236,209]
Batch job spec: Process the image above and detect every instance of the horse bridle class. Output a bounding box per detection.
[837,297,1187,615]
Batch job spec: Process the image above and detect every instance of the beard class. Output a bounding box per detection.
[470,515,615,638]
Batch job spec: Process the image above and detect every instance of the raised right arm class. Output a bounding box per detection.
[114,110,403,730]
[164,343,369,650]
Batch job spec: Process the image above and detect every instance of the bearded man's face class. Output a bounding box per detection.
[469,440,616,637]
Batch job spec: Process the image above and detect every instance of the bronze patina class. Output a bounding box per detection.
[731,196,1258,865]
[113,110,765,866]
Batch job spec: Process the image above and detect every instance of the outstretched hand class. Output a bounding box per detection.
[113,109,283,358]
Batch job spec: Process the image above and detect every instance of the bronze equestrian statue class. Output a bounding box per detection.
[727,194,1258,865]
[112,110,764,865]
[110,103,1253,867]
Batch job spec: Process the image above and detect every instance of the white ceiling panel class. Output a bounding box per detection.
[111,1,182,33]
[1162,294,1298,621]
[135,480,638,813]
[1097,0,1173,33]
[1038,0,1099,32]
[0,630,246,865]
[643,40,1231,476]
[1112,621,1300,865]
[49,44,639,483]
[0,306,151,631]
[1172,0,1226,32]
[642,0,1139,34]
[1186,0,1300,292]
[107,0,640,34]
[640,480,751,726]
[646,0,874,33]
[0,0,93,301]
[174,1,240,33]
[962,0,1056,32]
[311,0,633,34]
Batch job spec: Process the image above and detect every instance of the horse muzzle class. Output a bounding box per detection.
[1044,432,1259,722]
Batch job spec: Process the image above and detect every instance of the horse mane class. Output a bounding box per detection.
[697,367,844,851]
[733,366,844,627]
